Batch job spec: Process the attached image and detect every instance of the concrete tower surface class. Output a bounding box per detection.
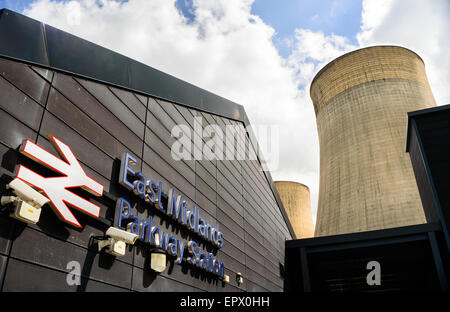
[311,46,436,237]
[275,181,314,238]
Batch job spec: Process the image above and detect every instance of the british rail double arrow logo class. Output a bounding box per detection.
[16,135,104,228]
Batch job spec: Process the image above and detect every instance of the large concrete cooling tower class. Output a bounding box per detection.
[275,181,314,238]
[311,46,437,237]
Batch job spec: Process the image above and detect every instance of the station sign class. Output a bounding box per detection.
[13,135,225,278]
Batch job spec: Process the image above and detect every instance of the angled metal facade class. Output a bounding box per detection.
[0,10,292,292]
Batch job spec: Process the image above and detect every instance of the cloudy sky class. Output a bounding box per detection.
[1,0,448,224]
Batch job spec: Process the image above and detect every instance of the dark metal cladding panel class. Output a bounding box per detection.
[10,227,133,288]
[245,233,280,271]
[220,223,244,251]
[0,58,50,106]
[408,127,440,222]
[194,189,217,218]
[160,261,219,292]
[221,237,245,265]
[217,251,245,277]
[0,214,13,255]
[45,24,130,88]
[141,162,172,191]
[217,194,243,222]
[0,254,6,287]
[0,108,38,148]
[129,58,242,120]
[195,162,217,192]
[2,258,129,292]
[76,78,145,139]
[135,93,148,106]
[195,173,217,205]
[109,86,147,122]
[0,10,48,65]
[216,206,244,239]
[46,88,133,160]
[0,77,44,132]
[245,268,269,292]
[217,170,242,205]
[52,73,143,156]
[409,109,450,251]
[32,66,54,82]
[38,112,116,180]
[82,279,130,292]
[245,280,267,292]
[3,258,77,292]
[217,183,243,216]
[144,128,195,184]
[0,142,13,172]
[217,160,242,194]
[148,97,202,158]
[143,144,195,200]
[132,267,201,292]
[246,255,279,288]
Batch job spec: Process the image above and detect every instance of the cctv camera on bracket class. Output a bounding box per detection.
[1,178,49,224]
[96,226,139,257]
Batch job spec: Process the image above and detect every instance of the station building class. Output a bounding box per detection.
[0,9,294,292]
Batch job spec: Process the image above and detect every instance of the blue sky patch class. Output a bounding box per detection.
[175,0,196,24]
[251,0,362,57]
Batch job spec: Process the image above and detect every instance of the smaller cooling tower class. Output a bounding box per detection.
[275,181,314,238]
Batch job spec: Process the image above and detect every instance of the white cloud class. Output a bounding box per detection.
[358,0,394,36]
[22,0,450,227]
[287,29,357,87]
[357,0,450,105]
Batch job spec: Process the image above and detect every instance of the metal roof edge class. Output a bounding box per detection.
[406,104,450,152]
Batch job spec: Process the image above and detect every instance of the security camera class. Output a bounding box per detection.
[106,226,139,245]
[97,227,139,257]
[7,179,49,207]
[236,272,244,286]
[1,178,49,224]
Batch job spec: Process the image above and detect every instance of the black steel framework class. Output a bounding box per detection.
[285,222,449,292]
[406,104,450,254]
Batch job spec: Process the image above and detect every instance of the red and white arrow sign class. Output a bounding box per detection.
[16,135,104,228]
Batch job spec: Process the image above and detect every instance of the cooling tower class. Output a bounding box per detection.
[275,181,314,238]
[311,46,437,237]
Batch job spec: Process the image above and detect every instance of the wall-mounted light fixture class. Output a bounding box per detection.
[1,178,49,224]
[236,272,244,286]
[222,274,230,283]
[97,227,138,257]
[150,247,167,273]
